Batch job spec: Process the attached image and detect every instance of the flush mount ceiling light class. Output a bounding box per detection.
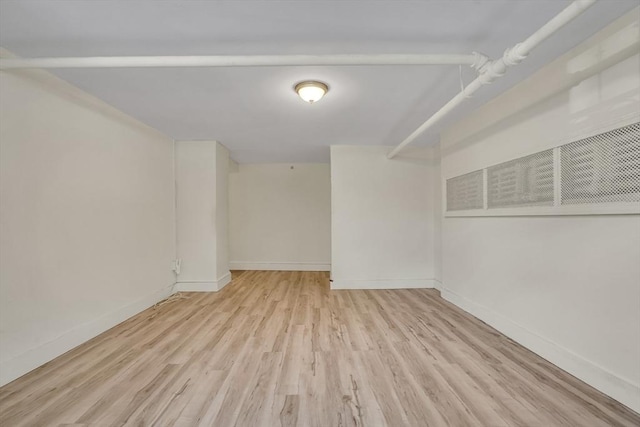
[294,81,329,104]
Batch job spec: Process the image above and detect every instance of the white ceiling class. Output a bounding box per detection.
[0,0,637,163]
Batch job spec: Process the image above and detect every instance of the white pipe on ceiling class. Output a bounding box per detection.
[0,53,479,69]
[387,0,598,159]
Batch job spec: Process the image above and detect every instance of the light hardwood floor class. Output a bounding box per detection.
[0,270,638,426]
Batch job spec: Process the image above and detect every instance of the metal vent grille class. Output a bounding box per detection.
[561,122,640,205]
[487,150,554,208]
[446,170,484,211]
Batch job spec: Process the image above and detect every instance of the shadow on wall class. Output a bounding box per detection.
[442,20,640,157]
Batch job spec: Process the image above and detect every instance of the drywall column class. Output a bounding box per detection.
[432,143,443,287]
[330,145,437,289]
[215,143,230,283]
[175,141,231,291]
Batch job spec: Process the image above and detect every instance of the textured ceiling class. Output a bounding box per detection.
[1,0,637,163]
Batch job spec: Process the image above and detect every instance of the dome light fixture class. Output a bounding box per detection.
[294,80,329,104]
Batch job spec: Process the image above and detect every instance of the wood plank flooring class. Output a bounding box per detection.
[0,270,638,426]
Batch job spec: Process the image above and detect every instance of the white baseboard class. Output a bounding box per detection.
[229,261,330,271]
[173,281,217,292]
[1,271,236,386]
[331,278,436,290]
[440,286,640,414]
[174,271,232,292]
[0,283,175,387]
[216,271,232,291]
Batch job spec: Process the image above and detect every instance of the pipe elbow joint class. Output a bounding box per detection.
[478,60,506,85]
[503,44,528,67]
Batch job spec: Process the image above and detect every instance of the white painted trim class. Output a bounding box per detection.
[331,278,436,290]
[216,272,232,291]
[229,261,330,271]
[174,272,232,292]
[0,283,175,387]
[174,281,217,292]
[440,286,640,413]
[445,203,640,217]
[0,270,233,386]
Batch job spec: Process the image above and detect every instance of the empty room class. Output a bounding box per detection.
[1,0,639,426]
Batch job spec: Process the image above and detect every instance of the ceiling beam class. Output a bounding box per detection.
[0,53,479,70]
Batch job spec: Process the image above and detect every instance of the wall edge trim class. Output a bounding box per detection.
[229,262,331,271]
[216,272,232,291]
[331,278,436,290]
[440,286,640,413]
[174,272,232,292]
[0,282,175,387]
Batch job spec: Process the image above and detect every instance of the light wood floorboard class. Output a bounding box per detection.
[0,270,638,426]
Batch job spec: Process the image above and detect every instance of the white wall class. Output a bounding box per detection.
[330,145,438,289]
[175,141,230,291]
[0,63,176,385]
[229,163,331,271]
[440,10,640,412]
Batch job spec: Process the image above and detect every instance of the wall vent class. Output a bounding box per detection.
[444,121,639,216]
[561,122,640,205]
[446,170,483,211]
[488,150,554,208]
